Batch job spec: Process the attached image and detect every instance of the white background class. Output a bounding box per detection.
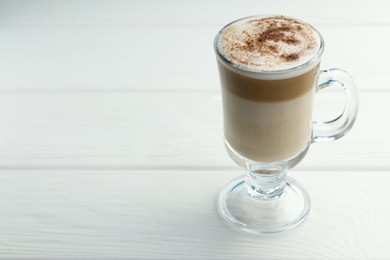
[0,0,389,258]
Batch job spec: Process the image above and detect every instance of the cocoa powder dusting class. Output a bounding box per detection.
[281,53,299,61]
[283,37,300,44]
[219,16,320,69]
[237,17,303,58]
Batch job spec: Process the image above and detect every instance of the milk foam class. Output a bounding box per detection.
[217,16,321,71]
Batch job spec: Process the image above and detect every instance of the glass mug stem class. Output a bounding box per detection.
[246,170,287,199]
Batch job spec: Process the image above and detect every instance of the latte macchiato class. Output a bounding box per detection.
[215,15,358,236]
[215,16,322,162]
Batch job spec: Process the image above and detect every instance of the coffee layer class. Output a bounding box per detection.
[218,61,319,102]
[222,90,313,162]
[217,16,320,71]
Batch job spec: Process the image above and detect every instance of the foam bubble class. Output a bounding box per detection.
[217,16,321,71]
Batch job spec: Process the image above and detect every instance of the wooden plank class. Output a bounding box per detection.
[1,0,389,27]
[0,91,382,170]
[0,25,387,91]
[0,169,389,258]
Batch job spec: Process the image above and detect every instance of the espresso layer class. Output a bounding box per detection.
[218,60,319,102]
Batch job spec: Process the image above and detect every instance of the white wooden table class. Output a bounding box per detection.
[0,0,389,258]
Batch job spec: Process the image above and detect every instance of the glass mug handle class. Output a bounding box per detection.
[312,68,359,143]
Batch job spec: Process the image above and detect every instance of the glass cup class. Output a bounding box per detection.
[214,15,358,235]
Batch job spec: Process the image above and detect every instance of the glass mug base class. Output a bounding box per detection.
[219,141,311,236]
[218,175,310,236]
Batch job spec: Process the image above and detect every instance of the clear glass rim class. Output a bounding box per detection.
[213,15,325,79]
